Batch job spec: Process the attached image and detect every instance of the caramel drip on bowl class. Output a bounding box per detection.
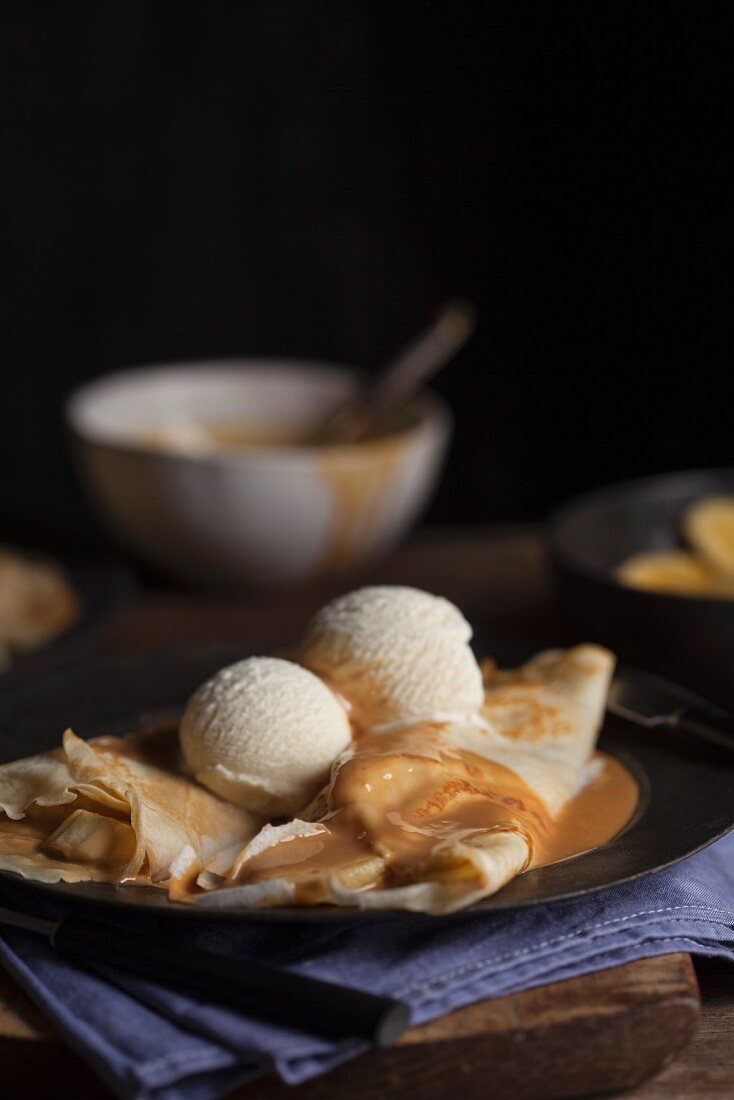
[312,435,410,573]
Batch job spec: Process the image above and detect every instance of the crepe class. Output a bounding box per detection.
[196,645,615,914]
[0,724,258,890]
[0,546,80,667]
[0,645,621,915]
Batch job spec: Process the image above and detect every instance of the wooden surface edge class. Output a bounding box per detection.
[237,952,701,1100]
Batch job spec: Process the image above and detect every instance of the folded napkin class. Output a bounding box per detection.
[1,831,733,1100]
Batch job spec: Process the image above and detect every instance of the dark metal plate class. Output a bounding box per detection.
[1,643,732,922]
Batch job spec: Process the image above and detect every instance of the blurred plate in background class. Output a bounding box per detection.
[1,554,133,685]
[549,468,734,708]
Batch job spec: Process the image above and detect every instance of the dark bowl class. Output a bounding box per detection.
[548,468,734,710]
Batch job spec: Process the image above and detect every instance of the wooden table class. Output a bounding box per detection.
[1,526,731,1098]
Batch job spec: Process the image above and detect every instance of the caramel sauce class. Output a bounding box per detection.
[312,434,410,572]
[0,723,183,888]
[0,800,151,885]
[138,416,417,455]
[533,753,639,867]
[233,722,639,894]
[139,421,311,452]
[0,719,639,904]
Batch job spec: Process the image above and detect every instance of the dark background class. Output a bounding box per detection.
[1,5,731,548]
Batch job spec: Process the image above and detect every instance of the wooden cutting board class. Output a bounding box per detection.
[0,952,700,1099]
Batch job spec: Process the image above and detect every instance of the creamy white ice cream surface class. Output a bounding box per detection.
[299,585,485,730]
[180,656,352,815]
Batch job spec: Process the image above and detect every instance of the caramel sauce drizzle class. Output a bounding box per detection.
[312,434,410,572]
[0,709,639,901]
[233,723,639,894]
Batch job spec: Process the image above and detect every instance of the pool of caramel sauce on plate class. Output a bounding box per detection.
[234,720,639,891]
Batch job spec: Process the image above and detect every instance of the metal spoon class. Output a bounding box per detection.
[316,299,476,444]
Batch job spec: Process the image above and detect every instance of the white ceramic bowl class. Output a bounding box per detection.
[66,359,451,586]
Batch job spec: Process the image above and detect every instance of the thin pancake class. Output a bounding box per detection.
[198,645,615,914]
[0,724,258,888]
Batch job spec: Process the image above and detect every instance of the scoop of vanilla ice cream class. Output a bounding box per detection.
[300,586,484,729]
[180,657,352,815]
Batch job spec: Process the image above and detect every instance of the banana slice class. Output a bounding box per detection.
[615,550,730,597]
[683,496,734,578]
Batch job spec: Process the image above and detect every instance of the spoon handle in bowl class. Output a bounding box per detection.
[319,299,475,443]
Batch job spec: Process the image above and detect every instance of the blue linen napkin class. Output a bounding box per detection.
[1,831,733,1100]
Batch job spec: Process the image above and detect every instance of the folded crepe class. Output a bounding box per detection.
[0,646,619,915]
[197,645,616,914]
[0,724,258,892]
